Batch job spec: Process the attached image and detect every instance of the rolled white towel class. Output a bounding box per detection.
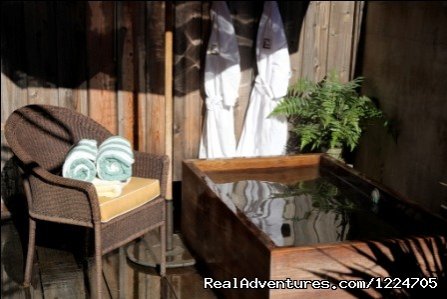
[97,136,135,181]
[62,139,98,182]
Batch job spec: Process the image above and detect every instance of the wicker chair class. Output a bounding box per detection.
[5,104,167,298]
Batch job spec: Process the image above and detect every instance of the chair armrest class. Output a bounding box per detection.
[133,151,169,198]
[24,166,101,225]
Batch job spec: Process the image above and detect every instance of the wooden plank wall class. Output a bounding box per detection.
[1,1,364,186]
[354,2,447,215]
[0,1,165,149]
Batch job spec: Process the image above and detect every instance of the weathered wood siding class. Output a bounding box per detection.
[1,1,363,186]
[354,2,447,214]
[1,1,165,152]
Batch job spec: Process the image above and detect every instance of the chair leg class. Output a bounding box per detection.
[160,222,166,276]
[24,218,36,287]
[94,227,102,299]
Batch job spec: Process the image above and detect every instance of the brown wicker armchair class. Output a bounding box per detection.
[5,104,167,298]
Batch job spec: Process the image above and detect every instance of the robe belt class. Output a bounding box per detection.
[254,75,274,99]
[205,96,223,111]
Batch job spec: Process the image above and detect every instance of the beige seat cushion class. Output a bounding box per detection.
[98,177,160,222]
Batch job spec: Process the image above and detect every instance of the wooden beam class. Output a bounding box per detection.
[165,1,173,200]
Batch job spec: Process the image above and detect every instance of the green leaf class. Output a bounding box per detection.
[272,73,386,152]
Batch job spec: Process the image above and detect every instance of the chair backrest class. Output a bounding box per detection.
[5,105,113,173]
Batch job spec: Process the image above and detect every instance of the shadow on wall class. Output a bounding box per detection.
[1,1,308,97]
[0,2,165,93]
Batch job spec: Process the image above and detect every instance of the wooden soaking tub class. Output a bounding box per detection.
[181,154,446,299]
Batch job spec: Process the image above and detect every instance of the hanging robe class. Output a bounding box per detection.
[236,1,291,157]
[199,1,241,159]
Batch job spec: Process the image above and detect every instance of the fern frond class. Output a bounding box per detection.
[272,72,385,152]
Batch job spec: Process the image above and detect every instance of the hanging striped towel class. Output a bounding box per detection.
[97,136,134,181]
[62,139,98,182]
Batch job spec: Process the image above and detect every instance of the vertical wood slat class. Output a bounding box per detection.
[145,1,166,155]
[327,1,356,82]
[133,1,147,151]
[73,3,89,115]
[116,2,135,145]
[350,1,365,79]
[173,1,205,181]
[56,2,88,112]
[300,1,318,81]
[116,2,125,138]
[86,1,118,134]
[279,2,307,84]
[56,2,75,110]
[1,2,28,124]
[295,7,306,82]
[24,1,59,106]
[314,1,331,81]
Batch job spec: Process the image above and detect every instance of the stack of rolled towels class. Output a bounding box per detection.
[62,136,134,197]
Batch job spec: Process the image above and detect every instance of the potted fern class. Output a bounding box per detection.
[271,73,384,159]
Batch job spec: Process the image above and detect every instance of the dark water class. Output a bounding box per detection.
[210,168,441,247]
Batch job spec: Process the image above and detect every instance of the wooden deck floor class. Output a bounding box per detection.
[1,220,217,299]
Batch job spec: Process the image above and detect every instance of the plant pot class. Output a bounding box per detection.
[326,147,343,161]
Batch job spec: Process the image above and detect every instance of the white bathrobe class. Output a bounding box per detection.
[237,1,291,157]
[199,1,241,158]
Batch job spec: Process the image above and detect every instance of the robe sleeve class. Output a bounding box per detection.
[205,1,241,108]
[271,47,291,99]
[269,2,291,100]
